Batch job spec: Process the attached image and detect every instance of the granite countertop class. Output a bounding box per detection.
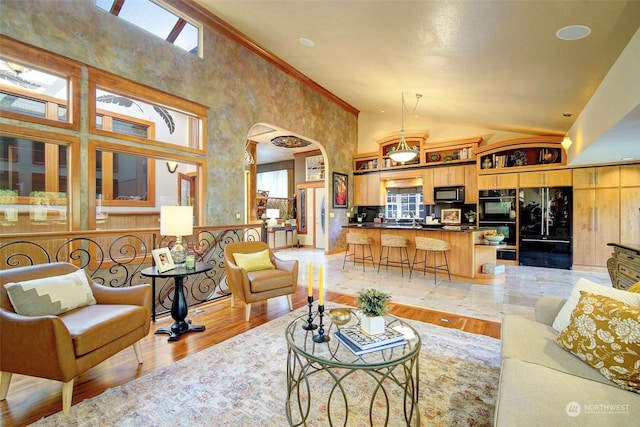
[607,243,640,254]
[343,223,494,232]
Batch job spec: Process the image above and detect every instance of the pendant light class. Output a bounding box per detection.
[388,93,422,163]
[561,113,573,150]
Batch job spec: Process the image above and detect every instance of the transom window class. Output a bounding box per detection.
[95,0,202,57]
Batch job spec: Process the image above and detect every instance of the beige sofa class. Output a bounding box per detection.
[495,294,640,426]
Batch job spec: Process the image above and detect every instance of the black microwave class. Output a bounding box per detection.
[434,186,465,203]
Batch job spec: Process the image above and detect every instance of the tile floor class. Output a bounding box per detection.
[277,247,613,322]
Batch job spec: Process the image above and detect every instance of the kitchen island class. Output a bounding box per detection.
[343,223,505,284]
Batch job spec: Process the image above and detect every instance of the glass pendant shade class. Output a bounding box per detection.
[389,93,419,163]
[561,135,572,150]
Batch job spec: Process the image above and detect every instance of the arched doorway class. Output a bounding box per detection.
[245,123,328,250]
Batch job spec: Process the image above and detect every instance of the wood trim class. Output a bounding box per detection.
[0,35,81,130]
[174,0,359,117]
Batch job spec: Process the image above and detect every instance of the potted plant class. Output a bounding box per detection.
[355,288,392,335]
[464,210,476,223]
[0,189,18,222]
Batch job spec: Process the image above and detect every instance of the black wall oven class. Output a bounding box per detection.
[478,189,517,260]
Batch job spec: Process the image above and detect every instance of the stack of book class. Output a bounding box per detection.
[335,326,407,356]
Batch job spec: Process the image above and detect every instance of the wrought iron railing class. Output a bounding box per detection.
[0,224,265,320]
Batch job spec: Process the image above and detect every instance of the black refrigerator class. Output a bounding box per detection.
[519,186,572,269]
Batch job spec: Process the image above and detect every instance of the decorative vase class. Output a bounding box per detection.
[360,315,385,335]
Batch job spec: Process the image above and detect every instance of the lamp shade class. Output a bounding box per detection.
[160,206,193,237]
[266,209,280,219]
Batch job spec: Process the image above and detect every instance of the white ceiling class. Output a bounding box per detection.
[194,0,640,165]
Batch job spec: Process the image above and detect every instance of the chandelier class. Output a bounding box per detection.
[561,113,573,150]
[388,93,422,163]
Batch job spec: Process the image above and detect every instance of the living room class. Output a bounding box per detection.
[1,1,639,426]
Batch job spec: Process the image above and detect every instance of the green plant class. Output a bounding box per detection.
[464,210,476,221]
[282,213,293,220]
[0,189,18,205]
[355,288,391,317]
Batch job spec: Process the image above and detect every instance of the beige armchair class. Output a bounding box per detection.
[224,241,298,321]
[0,262,151,414]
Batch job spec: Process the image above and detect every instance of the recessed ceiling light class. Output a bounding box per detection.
[556,25,591,41]
[299,37,315,47]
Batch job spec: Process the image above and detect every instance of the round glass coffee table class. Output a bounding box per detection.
[285,308,421,426]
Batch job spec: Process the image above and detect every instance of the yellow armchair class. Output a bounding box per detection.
[224,241,298,321]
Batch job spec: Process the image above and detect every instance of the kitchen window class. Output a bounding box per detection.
[385,187,425,219]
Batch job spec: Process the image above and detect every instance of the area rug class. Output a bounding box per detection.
[31,309,501,427]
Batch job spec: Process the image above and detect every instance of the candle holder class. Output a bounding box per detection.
[302,296,318,330]
[313,304,330,343]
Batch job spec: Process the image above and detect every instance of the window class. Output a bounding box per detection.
[0,135,70,233]
[95,0,202,57]
[258,170,288,198]
[385,188,425,219]
[95,150,152,205]
[90,71,207,152]
[0,37,80,129]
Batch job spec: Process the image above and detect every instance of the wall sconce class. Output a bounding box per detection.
[166,161,178,173]
[561,113,573,151]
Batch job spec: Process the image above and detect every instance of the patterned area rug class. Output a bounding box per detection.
[32,309,500,426]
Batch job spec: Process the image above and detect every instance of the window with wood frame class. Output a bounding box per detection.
[0,36,80,130]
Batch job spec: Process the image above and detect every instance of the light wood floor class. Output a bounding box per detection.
[1,287,500,427]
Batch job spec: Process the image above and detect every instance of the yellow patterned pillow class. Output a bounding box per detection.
[628,281,640,293]
[556,291,640,393]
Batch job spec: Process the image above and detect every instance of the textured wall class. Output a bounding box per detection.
[0,0,357,251]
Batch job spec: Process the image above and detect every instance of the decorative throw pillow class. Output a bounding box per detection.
[628,281,640,293]
[556,291,640,393]
[233,249,275,272]
[552,278,640,332]
[4,269,97,316]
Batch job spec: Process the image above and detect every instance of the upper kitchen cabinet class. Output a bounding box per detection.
[433,165,465,187]
[477,173,519,190]
[619,164,640,187]
[353,172,382,206]
[353,152,379,172]
[475,137,566,175]
[464,164,478,204]
[573,166,620,189]
[518,169,572,187]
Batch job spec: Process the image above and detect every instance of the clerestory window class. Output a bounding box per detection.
[95,0,202,57]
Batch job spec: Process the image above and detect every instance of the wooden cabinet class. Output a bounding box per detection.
[477,173,519,190]
[433,165,465,187]
[422,168,434,204]
[518,169,572,187]
[354,173,381,206]
[353,152,379,172]
[620,186,640,245]
[620,164,640,187]
[573,166,619,189]
[573,187,620,267]
[464,164,478,204]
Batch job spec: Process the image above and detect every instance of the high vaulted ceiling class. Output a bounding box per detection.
[192,0,640,164]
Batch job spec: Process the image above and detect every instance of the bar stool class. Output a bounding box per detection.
[411,236,451,282]
[377,234,411,277]
[342,232,376,271]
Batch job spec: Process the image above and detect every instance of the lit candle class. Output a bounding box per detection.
[319,265,324,305]
[308,261,313,297]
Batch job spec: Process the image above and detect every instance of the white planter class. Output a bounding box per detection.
[360,315,385,335]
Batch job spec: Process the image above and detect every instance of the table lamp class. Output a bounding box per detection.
[160,205,193,264]
[266,208,279,227]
